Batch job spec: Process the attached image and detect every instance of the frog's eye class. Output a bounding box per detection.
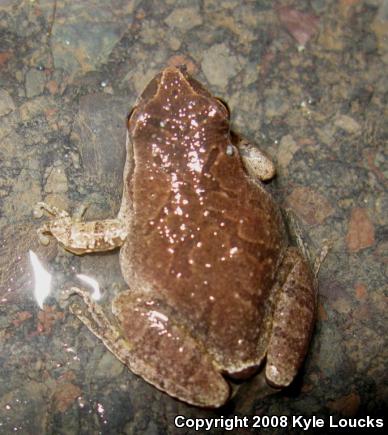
[216,98,230,119]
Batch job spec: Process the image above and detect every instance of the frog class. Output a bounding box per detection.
[35,66,316,408]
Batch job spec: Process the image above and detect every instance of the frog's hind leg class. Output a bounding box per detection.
[62,286,123,344]
[265,247,316,387]
[114,291,230,407]
[66,287,230,407]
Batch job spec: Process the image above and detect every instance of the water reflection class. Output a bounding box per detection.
[29,250,52,309]
[76,274,102,300]
[30,251,102,309]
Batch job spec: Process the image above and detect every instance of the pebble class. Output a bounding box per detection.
[201,44,240,88]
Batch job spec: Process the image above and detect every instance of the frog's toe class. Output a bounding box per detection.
[73,204,89,222]
[69,302,83,317]
[34,201,70,218]
[60,286,94,306]
[37,226,51,245]
[59,287,75,302]
[33,202,46,218]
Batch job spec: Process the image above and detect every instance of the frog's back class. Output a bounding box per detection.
[123,67,287,373]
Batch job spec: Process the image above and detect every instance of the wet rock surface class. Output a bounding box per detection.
[0,0,386,433]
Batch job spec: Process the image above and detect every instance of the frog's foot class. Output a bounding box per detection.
[232,133,275,181]
[313,242,331,277]
[282,208,313,264]
[283,208,331,279]
[34,201,127,255]
[265,247,316,387]
[62,286,121,343]
[36,225,52,245]
[34,202,70,245]
[34,201,70,219]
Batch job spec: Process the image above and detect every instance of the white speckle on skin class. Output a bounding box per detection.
[208,107,217,117]
[226,144,234,156]
[230,247,238,256]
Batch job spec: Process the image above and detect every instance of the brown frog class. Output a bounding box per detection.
[36,66,316,408]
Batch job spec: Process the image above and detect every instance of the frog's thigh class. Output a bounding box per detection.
[114,292,230,407]
[72,288,230,407]
[235,137,275,181]
[265,247,316,387]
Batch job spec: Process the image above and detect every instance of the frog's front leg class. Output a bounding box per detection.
[265,247,316,387]
[231,132,275,181]
[34,202,127,255]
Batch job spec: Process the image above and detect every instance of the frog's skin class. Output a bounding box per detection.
[36,66,316,408]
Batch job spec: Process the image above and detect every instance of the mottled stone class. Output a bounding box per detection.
[346,208,375,252]
[139,20,166,45]
[70,93,128,197]
[287,187,334,225]
[19,96,56,122]
[318,19,346,51]
[201,44,241,88]
[371,0,388,61]
[168,35,181,51]
[3,167,42,217]
[0,51,12,67]
[315,328,344,377]
[53,383,82,413]
[277,134,299,169]
[44,162,68,194]
[0,381,49,435]
[165,7,203,30]
[0,89,16,117]
[25,68,45,98]
[355,282,367,300]
[51,3,131,76]
[334,114,361,134]
[277,6,319,48]
[46,80,59,95]
[129,67,160,96]
[36,306,65,335]
[264,87,290,119]
[95,351,124,379]
[327,392,361,417]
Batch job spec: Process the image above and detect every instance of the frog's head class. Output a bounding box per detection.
[127,66,230,139]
